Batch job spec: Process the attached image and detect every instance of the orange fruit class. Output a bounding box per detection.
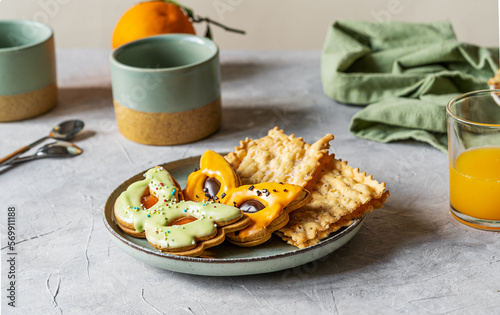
[112,1,195,49]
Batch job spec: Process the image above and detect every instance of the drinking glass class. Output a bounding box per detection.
[447,89,500,230]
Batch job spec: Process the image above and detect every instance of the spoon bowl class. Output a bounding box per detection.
[49,120,85,140]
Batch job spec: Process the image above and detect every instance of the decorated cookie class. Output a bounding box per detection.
[183,150,241,202]
[114,166,250,256]
[114,166,183,238]
[224,182,311,247]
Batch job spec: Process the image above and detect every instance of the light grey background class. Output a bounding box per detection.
[0,0,498,49]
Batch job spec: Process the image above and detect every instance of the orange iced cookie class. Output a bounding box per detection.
[224,182,311,247]
[183,150,240,203]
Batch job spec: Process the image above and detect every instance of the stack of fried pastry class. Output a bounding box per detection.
[225,127,390,249]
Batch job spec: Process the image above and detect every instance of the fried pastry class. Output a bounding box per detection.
[277,154,389,248]
[225,127,333,187]
[226,128,389,249]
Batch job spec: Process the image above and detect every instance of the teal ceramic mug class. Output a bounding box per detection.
[110,34,221,145]
[0,20,57,122]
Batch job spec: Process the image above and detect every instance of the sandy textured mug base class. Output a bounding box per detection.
[114,97,221,145]
[0,82,57,122]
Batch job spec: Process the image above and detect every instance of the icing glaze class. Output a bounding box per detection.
[142,200,242,250]
[115,166,243,249]
[183,150,240,202]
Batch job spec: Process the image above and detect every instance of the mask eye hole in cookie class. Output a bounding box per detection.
[141,187,159,209]
[168,216,198,226]
[203,177,221,199]
[238,199,266,213]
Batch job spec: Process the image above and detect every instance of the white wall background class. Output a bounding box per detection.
[0,0,497,50]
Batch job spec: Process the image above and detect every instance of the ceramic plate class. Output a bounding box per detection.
[103,155,365,276]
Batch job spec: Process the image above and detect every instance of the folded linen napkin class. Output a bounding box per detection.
[321,20,498,152]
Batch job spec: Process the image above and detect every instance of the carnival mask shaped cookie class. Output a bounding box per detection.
[224,182,311,247]
[183,150,241,202]
[114,166,250,256]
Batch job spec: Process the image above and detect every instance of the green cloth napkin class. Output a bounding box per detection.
[321,20,498,152]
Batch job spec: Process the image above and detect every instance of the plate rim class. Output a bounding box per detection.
[103,154,364,264]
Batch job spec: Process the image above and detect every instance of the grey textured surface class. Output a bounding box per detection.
[1,49,499,314]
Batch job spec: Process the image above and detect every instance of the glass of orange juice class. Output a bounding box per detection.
[447,90,500,230]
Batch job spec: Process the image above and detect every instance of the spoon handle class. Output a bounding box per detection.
[0,146,31,166]
[0,136,49,167]
[5,154,38,165]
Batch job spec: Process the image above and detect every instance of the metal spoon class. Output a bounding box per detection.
[0,119,84,166]
[6,141,83,165]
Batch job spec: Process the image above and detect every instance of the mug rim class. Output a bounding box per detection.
[446,89,500,128]
[0,19,54,53]
[110,34,219,73]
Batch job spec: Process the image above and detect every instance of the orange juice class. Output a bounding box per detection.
[449,147,500,220]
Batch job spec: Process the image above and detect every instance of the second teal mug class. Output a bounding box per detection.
[110,34,221,145]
